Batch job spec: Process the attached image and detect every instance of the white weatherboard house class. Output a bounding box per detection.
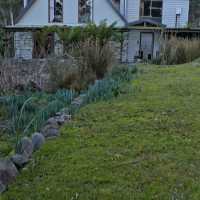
[11,0,190,62]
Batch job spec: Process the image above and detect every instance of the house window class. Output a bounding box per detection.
[78,0,92,23]
[175,14,181,28]
[112,0,120,10]
[175,8,182,28]
[140,0,163,18]
[49,0,63,23]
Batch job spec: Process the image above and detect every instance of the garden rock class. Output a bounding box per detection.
[32,132,45,151]
[71,95,86,107]
[10,154,29,169]
[47,114,71,126]
[16,137,33,158]
[46,117,59,126]
[0,159,18,190]
[0,181,6,194]
[41,124,59,139]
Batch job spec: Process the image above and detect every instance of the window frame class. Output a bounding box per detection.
[48,0,63,23]
[140,0,163,19]
[78,0,93,24]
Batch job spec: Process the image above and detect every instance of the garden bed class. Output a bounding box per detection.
[2,63,200,199]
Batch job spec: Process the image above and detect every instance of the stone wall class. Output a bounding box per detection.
[0,59,51,92]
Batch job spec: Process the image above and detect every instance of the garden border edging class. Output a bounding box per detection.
[0,94,85,194]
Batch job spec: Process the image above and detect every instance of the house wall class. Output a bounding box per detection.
[121,32,129,63]
[93,0,125,27]
[54,33,63,56]
[14,32,33,60]
[162,0,189,28]
[63,0,78,26]
[153,31,161,58]
[126,0,140,23]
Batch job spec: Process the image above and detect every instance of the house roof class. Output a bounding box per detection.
[128,18,166,27]
[15,0,37,24]
[15,0,127,25]
[105,0,128,25]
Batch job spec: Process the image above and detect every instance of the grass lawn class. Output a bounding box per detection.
[2,64,200,200]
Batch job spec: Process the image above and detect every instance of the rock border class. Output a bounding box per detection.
[0,95,85,194]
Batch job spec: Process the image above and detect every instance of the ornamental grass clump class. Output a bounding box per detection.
[160,37,200,65]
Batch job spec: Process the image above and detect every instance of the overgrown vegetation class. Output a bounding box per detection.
[0,64,136,157]
[49,40,115,92]
[34,22,117,58]
[0,90,76,151]
[47,23,118,92]
[158,37,200,65]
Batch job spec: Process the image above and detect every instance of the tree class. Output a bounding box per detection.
[189,0,200,27]
[0,0,21,26]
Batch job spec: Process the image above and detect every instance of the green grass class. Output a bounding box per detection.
[3,64,200,199]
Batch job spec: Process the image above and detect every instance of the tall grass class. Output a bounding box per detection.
[49,39,115,92]
[160,37,200,65]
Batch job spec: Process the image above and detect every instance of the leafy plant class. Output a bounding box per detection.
[0,90,77,145]
[83,65,137,104]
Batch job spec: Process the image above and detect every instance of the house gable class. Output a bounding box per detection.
[15,0,126,27]
[93,0,126,27]
[16,0,49,26]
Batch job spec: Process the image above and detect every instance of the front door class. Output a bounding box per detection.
[140,32,154,60]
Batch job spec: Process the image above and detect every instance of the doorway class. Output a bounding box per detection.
[140,32,154,60]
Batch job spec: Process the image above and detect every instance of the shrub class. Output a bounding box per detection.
[72,38,115,79]
[49,38,115,92]
[40,23,117,91]
[48,58,78,91]
[160,37,200,65]
[48,57,96,92]
[57,22,117,52]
